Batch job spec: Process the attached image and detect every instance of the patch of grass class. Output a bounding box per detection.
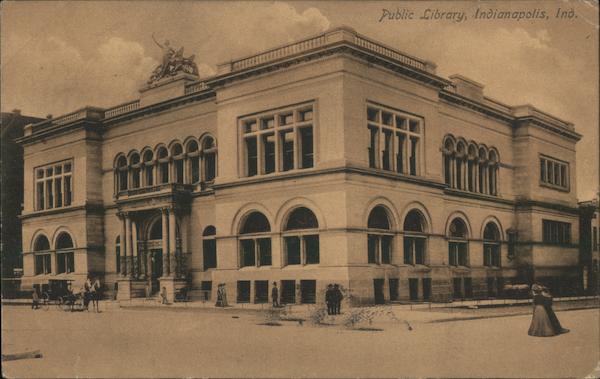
[258,322,282,326]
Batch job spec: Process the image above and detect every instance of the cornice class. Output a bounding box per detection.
[207,43,450,91]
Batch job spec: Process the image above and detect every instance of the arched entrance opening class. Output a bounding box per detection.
[146,218,164,294]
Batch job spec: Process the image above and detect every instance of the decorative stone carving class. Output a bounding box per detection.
[148,35,199,85]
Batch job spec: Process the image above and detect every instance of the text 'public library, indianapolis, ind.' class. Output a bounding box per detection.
[18,27,597,304]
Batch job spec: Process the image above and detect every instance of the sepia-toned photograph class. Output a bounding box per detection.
[1,1,599,378]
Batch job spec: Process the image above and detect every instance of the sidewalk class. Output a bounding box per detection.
[3,295,598,325]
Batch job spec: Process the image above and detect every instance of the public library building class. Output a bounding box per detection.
[18,27,584,304]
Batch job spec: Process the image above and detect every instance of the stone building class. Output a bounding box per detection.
[17,27,585,304]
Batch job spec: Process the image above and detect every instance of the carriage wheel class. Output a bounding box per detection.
[59,297,71,312]
[42,292,50,311]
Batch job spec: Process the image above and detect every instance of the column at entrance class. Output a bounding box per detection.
[132,220,139,278]
[125,216,133,278]
[161,208,170,276]
[119,214,127,276]
[168,207,177,277]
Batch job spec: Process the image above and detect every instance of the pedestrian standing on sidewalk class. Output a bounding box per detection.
[31,288,40,310]
[272,282,280,308]
[90,277,101,312]
[160,286,168,305]
[221,283,229,307]
[333,284,343,315]
[325,284,334,315]
[84,276,92,311]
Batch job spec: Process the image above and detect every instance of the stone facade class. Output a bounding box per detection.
[17,27,584,304]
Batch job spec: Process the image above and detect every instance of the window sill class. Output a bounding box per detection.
[539,182,570,193]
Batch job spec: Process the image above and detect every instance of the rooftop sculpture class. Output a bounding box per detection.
[148,35,199,84]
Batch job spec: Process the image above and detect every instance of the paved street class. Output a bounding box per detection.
[2,305,598,378]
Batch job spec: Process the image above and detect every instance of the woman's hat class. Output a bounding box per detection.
[531,284,543,293]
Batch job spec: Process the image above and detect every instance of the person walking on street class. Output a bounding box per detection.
[325,284,334,315]
[528,284,569,337]
[272,282,280,308]
[31,288,40,310]
[333,284,343,315]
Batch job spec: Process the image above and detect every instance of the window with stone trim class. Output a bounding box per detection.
[203,226,217,269]
[367,104,422,176]
[240,103,314,177]
[55,232,75,274]
[448,218,469,266]
[115,236,121,274]
[367,206,393,264]
[283,207,319,266]
[33,235,51,275]
[443,136,499,196]
[239,212,271,267]
[35,160,73,211]
[542,219,571,245]
[540,155,569,191]
[483,222,501,267]
[403,209,427,265]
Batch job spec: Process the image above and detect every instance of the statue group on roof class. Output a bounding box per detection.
[148,35,199,84]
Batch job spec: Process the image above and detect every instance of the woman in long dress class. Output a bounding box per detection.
[528,284,569,337]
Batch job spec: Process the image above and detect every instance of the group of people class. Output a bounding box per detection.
[215,283,229,307]
[325,284,344,315]
[528,283,569,337]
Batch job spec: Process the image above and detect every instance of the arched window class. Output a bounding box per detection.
[403,210,427,265]
[488,150,499,196]
[443,137,455,187]
[56,232,75,274]
[455,142,466,190]
[283,207,319,265]
[157,147,169,184]
[33,235,51,275]
[186,140,200,184]
[115,155,128,192]
[367,206,393,264]
[203,226,217,269]
[129,152,141,189]
[467,144,477,192]
[448,218,469,266]
[239,212,271,267]
[149,219,162,240]
[202,136,217,182]
[142,150,154,187]
[171,143,185,184]
[115,236,121,274]
[483,222,501,267]
[478,148,488,194]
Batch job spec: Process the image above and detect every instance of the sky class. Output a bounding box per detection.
[1,0,598,201]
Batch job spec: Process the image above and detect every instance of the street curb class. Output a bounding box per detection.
[427,305,600,324]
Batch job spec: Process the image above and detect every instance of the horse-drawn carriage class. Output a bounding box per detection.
[39,279,86,311]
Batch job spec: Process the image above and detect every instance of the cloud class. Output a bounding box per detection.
[1,2,330,116]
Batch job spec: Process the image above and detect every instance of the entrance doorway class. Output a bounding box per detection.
[373,279,385,304]
[149,249,163,294]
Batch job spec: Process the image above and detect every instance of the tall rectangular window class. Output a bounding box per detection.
[281,130,294,171]
[240,103,314,177]
[285,236,301,265]
[240,239,255,267]
[299,127,313,168]
[246,137,258,177]
[593,227,598,251]
[258,238,272,266]
[262,134,275,174]
[366,104,422,176]
[34,160,73,211]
